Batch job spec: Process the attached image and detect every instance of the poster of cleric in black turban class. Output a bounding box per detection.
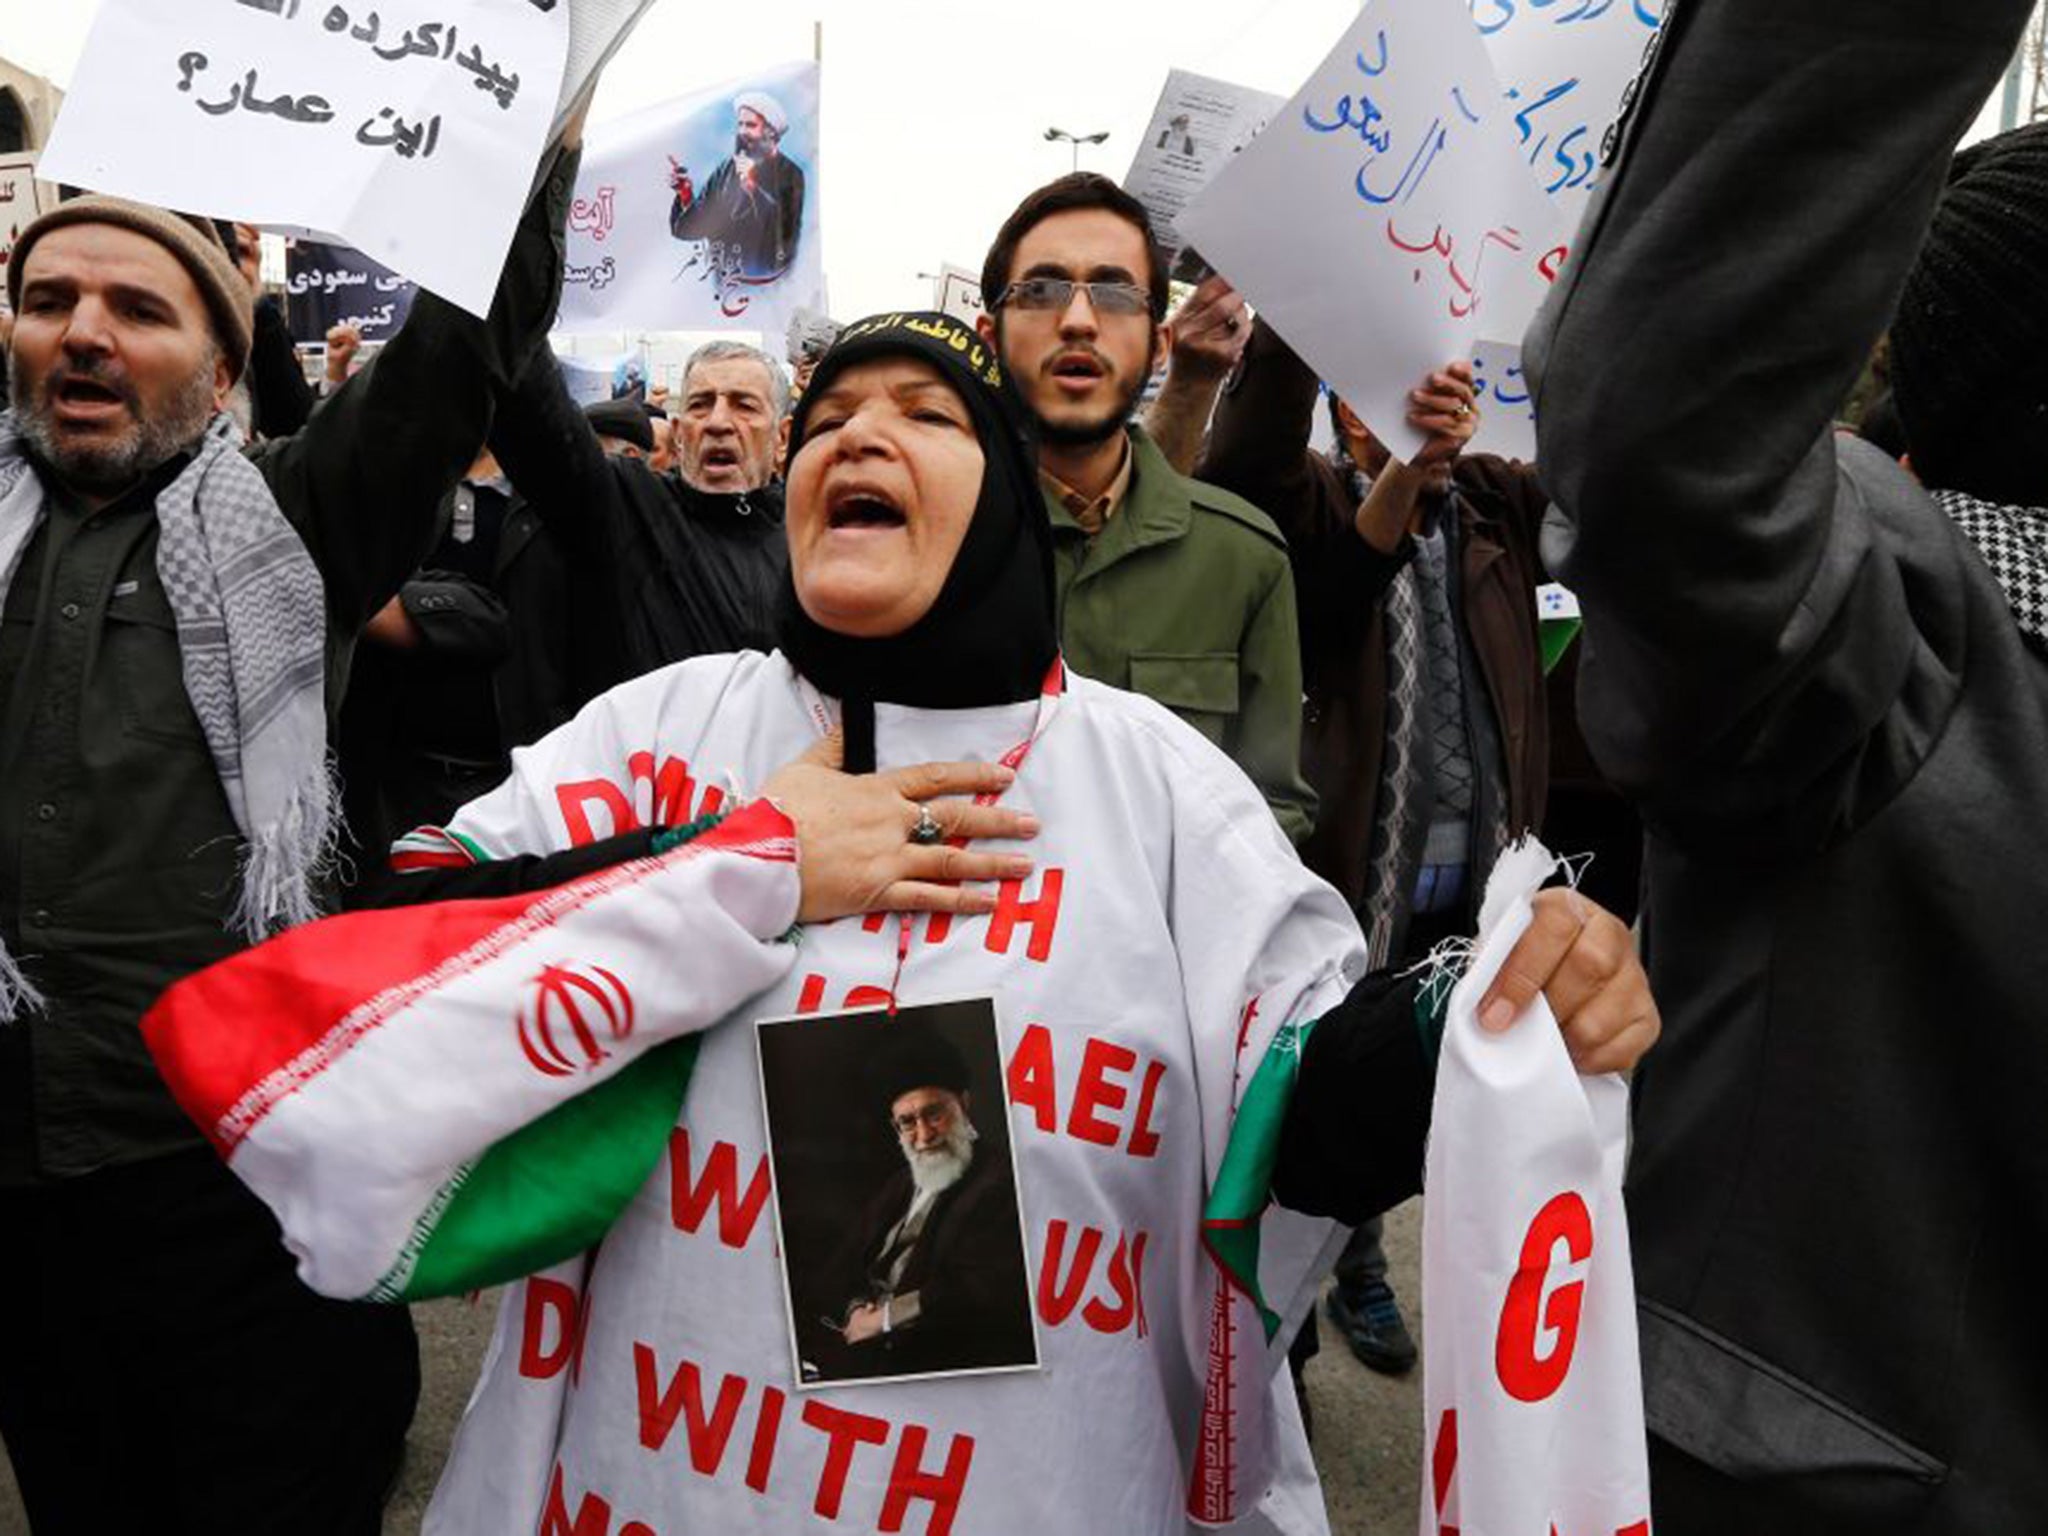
[557,59,823,335]
[756,999,1040,1389]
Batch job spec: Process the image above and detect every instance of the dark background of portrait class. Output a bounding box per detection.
[755,998,1021,1363]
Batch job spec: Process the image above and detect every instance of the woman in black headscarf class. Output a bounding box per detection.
[150,313,1657,1536]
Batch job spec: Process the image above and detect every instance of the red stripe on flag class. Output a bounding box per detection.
[143,801,796,1157]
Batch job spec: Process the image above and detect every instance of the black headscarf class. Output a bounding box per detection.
[776,312,1058,771]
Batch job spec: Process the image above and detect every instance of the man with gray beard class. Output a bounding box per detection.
[806,1028,1035,1384]
[0,145,582,1533]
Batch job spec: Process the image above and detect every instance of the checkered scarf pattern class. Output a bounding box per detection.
[1352,465,1426,970]
[0,411,336,1021]
[1933,489,2048,647]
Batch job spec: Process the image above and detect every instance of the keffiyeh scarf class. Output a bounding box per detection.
[1933,488,2048,646]
[0,411,336,1021]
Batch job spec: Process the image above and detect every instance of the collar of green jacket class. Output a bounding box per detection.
[1042,427,1286,564]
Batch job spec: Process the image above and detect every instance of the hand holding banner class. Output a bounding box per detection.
[39,0,572,317]
[1176,0,1565,461]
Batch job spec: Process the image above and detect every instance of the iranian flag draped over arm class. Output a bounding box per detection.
[144,670,801,1303]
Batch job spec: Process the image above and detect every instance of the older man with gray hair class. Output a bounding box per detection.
[485,336,791,693]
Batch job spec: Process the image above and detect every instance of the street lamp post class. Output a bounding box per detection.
[1044,126,1111,174]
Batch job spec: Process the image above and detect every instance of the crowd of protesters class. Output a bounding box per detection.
[2,0,2044,1531]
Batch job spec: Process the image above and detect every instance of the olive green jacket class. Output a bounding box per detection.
[1046,427,1316,847]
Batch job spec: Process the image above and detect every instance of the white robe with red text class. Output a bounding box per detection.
[423,652,1367,1536]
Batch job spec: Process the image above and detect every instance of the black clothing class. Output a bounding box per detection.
[0,1148,419,1536]
[778,311,1057,769]
[488,348,787,694]
[248,294,317,442]
[807,1147,1036,1383]
[1526,0,2043,1527]
[338,482,520,856]
[670,151,806,279]
[493,490,597,749]
[1271,967,1436,1226]
[0,148,575,1185]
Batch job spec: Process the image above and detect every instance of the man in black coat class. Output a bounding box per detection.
[804,1030,1034,1384]
[488,339,789,701]
[1528,1,2045,1529]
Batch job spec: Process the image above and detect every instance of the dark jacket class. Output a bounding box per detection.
[1527,0,2044,1528]
[337,482,529,860]
[669,151,806,280]
[805,1146,1036,1383]
[1199,320,1550,925]
[247,295,316,443]
[488,352,787,690]
[0,149,577,1183]
[1049,427,1317,848]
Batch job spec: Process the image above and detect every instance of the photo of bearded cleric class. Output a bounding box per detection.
[668,89,808,281]
[756,1000,1038,1388]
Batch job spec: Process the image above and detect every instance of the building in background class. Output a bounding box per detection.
[0,56,64,155]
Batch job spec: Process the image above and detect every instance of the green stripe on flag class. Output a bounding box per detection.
[1199,1015,1317,1343]
[1540,616,1582,674]
[374,1036,701,1301]
[447,828,491,864]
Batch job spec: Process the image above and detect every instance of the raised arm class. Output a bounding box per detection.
[488,339,621,534]
[1201,318,1410,630]
[1525,0,2035,840]
[251,146,579,630]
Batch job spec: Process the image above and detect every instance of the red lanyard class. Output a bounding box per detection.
[794,658,1068,1010]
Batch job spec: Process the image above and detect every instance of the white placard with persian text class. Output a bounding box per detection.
[39,0,570,317]
[1,155,50,291]
[1177,0,1566,460]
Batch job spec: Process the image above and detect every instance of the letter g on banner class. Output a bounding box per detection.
[518,962,637,1078]
[1494,1190,1593,1402]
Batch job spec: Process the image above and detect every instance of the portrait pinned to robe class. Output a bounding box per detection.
[755,997,1040,1389]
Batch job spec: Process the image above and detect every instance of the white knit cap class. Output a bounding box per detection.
[733,90,790,137]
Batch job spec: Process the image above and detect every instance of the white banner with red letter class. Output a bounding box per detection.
[1420,840,1651,1536]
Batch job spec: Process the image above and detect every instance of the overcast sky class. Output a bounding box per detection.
[2,0,2029,325]
[0,0,1372,321]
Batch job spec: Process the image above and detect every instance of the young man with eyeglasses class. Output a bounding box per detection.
[977,175,1316,846]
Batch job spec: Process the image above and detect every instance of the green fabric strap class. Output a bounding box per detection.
[650,809,731,856]
[1198,1014,1317,1343]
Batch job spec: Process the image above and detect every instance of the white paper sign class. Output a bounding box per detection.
[1469,336,1537,461]
[1,155,51,291]
[1123,69,1285,282]
[932,263,985,327]
[1471,0,1664,219]
[1177,0,1566,460]
[555,61,825,336]
[38,0,570,318]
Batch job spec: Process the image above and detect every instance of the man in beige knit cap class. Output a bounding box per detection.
[0,146,581,1532]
